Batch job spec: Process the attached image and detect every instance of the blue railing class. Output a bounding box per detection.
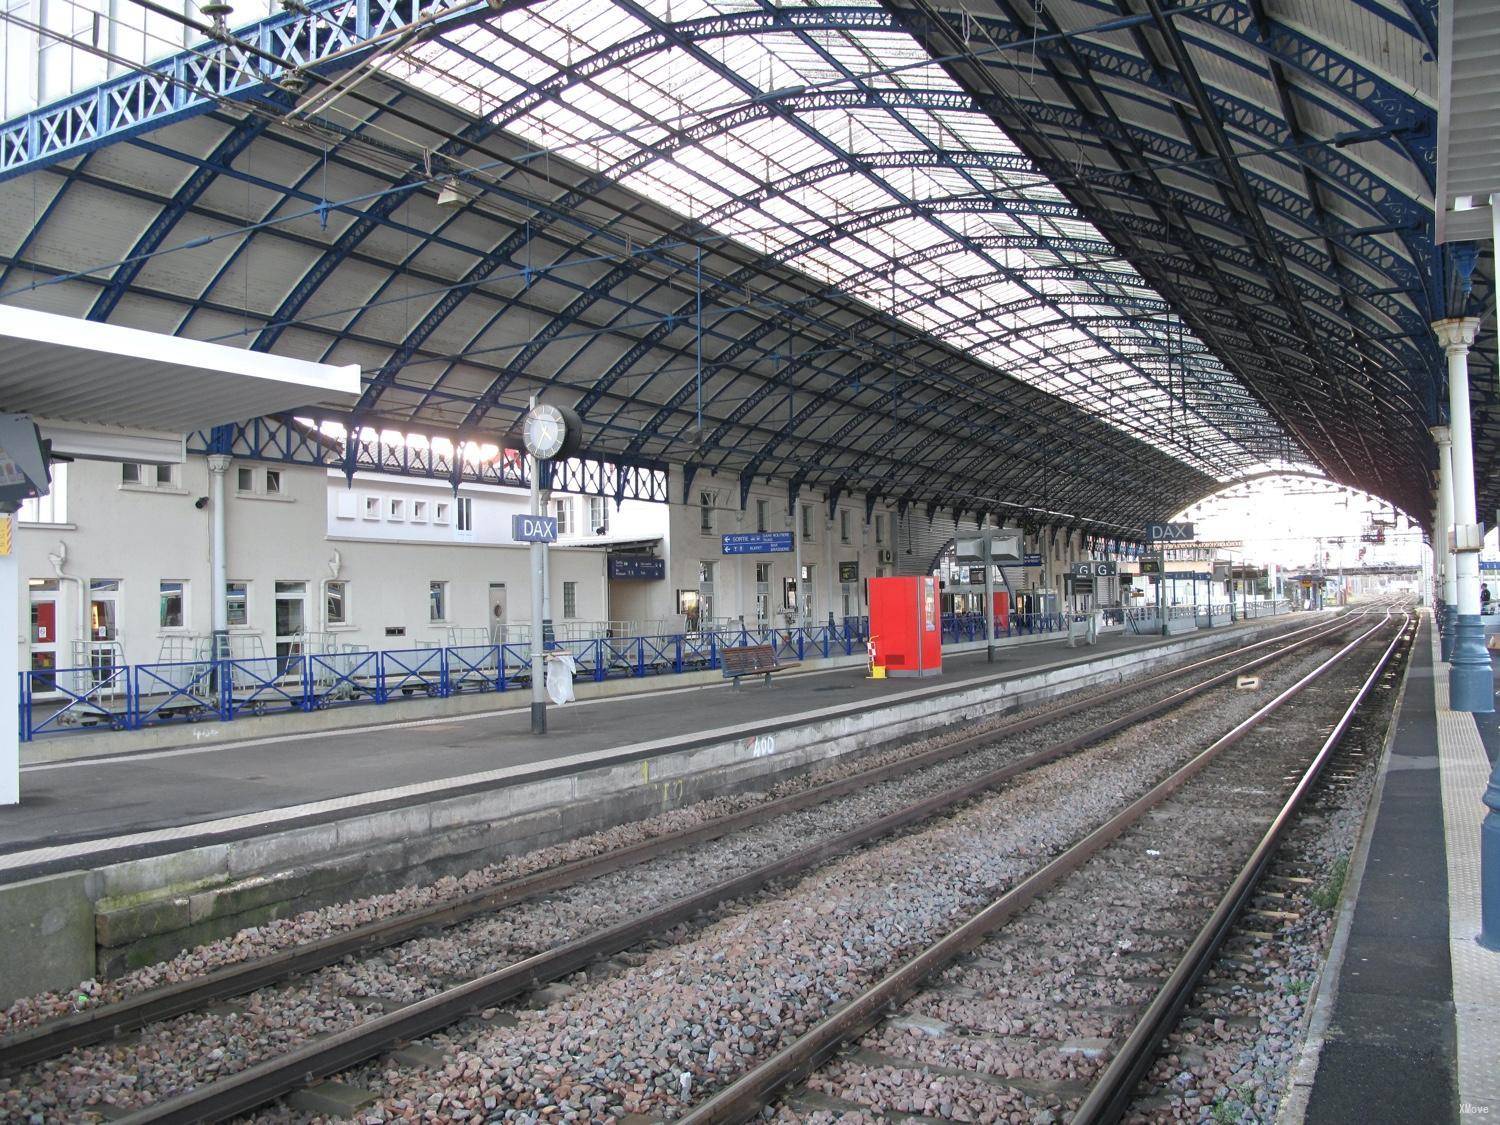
[19,611,1080,740]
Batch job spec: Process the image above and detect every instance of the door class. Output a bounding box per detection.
[274,581,308,675]
[28,580,58,693]
[88,578,121,684]
[488,583,507,643]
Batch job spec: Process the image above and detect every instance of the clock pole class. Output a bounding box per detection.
[528,396,548,735]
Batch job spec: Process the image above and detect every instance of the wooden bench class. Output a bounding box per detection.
[721,643,801,688]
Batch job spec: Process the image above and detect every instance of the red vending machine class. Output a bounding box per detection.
[869,576,942,677]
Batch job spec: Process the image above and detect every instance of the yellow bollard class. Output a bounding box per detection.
[869,664,887,680]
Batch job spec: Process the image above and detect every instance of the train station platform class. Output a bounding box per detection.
[1292,614,1500,1122]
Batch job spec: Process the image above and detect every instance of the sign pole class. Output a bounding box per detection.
[529,457,547,735]
[983,537,997,663]
[1157,551,1167,636]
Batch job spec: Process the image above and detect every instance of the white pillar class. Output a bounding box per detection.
[1435,427,1456,611]
[207,453,230,650]
[0,518,17,805]
[1433,317,1492,713]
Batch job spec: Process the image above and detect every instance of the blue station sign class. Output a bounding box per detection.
[511,513,559,543]
[722,531,794,555]
[1022,553,1043,567]
[608,555,665,580]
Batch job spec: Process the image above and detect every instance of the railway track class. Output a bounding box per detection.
[679,608,1409,1124]
[0,610,1377,1122]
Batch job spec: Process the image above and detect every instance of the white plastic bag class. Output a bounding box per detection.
[545,651,577,705]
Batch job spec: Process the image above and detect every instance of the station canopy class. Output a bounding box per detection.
[0,0,1477,537]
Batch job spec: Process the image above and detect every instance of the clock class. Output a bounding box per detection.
[520,403,582,461]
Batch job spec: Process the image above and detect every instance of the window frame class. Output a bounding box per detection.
[429,580,448,623]
[325,580,348,626]
[159,580,187,630]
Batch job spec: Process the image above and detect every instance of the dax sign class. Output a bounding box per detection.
[511,513,559,543]
[722,531,794,555]
[1071,561,1118,578]
[1147,521,1195,543]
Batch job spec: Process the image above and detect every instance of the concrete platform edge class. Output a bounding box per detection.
[1276,613,1413,1124]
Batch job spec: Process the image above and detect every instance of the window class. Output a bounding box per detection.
[389,498,405,521]
[587,496,609,534]
[457,497,474,532]
[265,469,282,495]
[554,498,573,535]
[237,467,254,492]
[699,490,717,534]
[755,562,772,625]
[429,580,448,622]
[875,515,886,545]
[326,580,347,626]
[123,463,177,488]
[159,581,186,629]
[839,509,851,544]
[412,500,428,522]
[225,581,248,627]
[364,495,381,520]
[699,561,716,586]
[18,462,66,524]
[562,581,577,620]
[800,503,814,540]
[436,501,451,523]
[756,498,769,533]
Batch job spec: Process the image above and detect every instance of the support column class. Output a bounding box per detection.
[1487,193,1500,948]
[1433,319,1492,712]
[0,513,17,806]
[207,453,230,658]
[1434,426,1456,660]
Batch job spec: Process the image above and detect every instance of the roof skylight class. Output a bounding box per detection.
[381,0,1308,479]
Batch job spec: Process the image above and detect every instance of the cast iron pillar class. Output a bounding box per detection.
[1433,319,1492,713]
[1434,426,1456,661]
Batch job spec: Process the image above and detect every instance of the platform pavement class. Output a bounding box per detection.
[0,618,1295,877]
[1296,615,1498,1124]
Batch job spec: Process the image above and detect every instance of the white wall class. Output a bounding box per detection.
[14,457,610,668]
[15,457,910,676]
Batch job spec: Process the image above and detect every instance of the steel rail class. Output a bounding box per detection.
[0,613,1348,1073]
[102,616,1369,1123]
[1069,611,1412,1124]
[675,610,1401,1125]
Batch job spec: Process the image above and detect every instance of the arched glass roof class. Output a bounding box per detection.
[0,0,1474,534]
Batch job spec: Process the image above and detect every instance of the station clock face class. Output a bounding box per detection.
[522,404,568,460]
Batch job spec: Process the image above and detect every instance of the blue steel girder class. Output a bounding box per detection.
[762,190,1423,366]
[186,413,670,501]
[0,0,492,183]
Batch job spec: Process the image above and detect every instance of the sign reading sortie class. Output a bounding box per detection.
[722,531,794,554]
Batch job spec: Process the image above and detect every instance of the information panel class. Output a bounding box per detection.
[607,555,665,580]
[722,532,794,554]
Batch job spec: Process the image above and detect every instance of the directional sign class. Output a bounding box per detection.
[511,513,559,543]
[1146,521,1195,543]
[723,531,794,554]
[1071,561,1118,578]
